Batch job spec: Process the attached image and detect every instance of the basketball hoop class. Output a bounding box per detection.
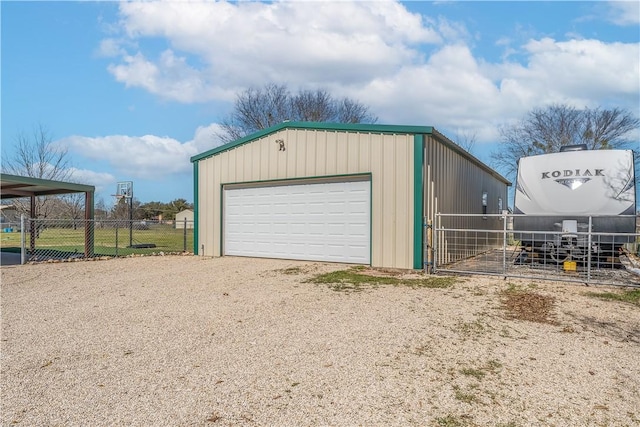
[114,181,135,247]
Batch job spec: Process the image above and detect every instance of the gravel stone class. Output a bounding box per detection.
[1,256,639,426]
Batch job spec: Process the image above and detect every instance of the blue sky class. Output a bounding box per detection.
[2,1,639,206]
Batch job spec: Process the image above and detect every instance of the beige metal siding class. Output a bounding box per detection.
[197,129,415,269]
[423,134,508,264]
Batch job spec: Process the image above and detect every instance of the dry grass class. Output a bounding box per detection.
[501,284,557,324]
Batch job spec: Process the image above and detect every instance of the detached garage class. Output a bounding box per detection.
[191,122,509,270]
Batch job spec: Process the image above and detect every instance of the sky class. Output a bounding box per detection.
[1,0,639,206]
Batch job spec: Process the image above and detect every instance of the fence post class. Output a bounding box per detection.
[502,213,507,276]
[432,215,438,273]
[587,216,592,283]
[424,218,433,274]
[115,224,119,258]
[183,218,187,252]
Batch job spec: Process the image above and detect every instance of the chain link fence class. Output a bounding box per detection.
[429,213,640,286]
[0,218,194,264]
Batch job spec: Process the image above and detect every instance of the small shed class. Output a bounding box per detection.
[0,205,19,225]
[191,122,510,269]
[175,209,194,229]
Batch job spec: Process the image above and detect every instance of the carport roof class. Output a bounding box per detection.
[0,173,95,199]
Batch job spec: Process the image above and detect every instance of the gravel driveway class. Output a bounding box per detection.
[1,256,639,426]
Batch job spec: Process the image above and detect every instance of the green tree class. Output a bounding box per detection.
[165,198,192,220]
[139,201,167,219]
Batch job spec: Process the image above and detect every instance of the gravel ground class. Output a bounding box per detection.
[1,256,639,426]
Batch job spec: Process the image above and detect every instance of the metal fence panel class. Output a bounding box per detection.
[431,213,640,287]
[0,219,194,264]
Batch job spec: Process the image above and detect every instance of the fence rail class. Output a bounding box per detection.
[0,218,194,264]
[429,213,640,287]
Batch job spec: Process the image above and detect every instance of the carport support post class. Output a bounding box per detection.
[183,218,187,251]
[84,191,94,258]
[20,214,25,265]
[29,195,36,253]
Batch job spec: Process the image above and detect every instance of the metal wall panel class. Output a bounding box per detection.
[196,129,415,269]
[423,134,509,264]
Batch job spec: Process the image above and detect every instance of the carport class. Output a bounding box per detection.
[0,173,95,261]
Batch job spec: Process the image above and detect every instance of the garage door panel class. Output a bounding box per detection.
[223,180,370,264]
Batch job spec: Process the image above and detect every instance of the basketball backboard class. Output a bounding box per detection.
[116,181,133,199]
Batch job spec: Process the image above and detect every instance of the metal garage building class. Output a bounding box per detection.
[191,122,509,270]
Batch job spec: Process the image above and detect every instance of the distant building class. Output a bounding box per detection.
[0,205,19,224]
[175,209,194,229]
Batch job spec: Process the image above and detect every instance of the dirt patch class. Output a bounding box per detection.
[502,290,557,324]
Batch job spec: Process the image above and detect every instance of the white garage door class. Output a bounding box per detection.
[223,179,370,264]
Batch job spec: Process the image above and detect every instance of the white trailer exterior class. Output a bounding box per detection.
[514,148,636,249]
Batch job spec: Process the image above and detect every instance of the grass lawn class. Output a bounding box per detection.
[0,224,194,257]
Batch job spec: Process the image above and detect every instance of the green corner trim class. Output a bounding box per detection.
[193,162,199,255]
[413,135,424,270]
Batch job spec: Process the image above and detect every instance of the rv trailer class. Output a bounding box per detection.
[513,146,636,263]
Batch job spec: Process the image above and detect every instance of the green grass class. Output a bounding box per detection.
[460,368,486,380]
[305,267,456,292]
[0,225,194,257]
[454,387,479,404]
[279,266,304,275]
[585,288,640,306]
[434,415,466,427]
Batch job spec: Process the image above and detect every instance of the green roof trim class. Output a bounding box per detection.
[190,121,435,163]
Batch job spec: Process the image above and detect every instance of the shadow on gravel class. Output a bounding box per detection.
[565,313,640,344]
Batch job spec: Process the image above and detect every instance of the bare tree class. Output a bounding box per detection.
[1,124,75,218]
[491,104,639,181]
[451,129,477,154]
[335,98,377,124]
[292,89,334,122]
[59,193,86,228]
[219,84,377,143]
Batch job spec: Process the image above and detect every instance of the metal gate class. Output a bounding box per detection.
[427,213,640,287]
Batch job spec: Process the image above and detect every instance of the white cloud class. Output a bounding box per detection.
[501,38,639,107]
[351,37,639,144]
[68,168,117,195]
[57,124,225,180]
[95,38,126,58]
[606,1,640,26]
[100,1,639,147]
[106,0,440,102]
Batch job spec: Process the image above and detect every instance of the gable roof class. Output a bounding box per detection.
[191,121,510,185]
[191,122,434,163]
